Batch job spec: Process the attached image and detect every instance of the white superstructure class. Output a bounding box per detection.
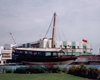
[18,38,92,55]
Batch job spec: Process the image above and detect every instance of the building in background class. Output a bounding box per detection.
[0,44,16,65]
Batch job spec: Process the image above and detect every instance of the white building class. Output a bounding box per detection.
[39,39,92,55]
[0,44,16,65]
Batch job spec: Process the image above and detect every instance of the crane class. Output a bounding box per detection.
[9,32,16,44]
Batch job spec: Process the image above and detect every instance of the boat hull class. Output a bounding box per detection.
[12,55,77,65]
[22,60,74,65]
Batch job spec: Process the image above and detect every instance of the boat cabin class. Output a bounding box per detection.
[13,48,65,57]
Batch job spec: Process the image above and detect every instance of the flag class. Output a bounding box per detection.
[9,32,12,35]
[82,39,87,43]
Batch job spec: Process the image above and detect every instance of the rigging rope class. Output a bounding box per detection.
[45,16,53,38]
[57,17,67,41]
[56,22,61,41]
[44,14,67,41]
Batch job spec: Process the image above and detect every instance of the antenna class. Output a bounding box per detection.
[9,32,16,44]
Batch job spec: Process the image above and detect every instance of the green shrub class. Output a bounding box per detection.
[14,67,45,74]
[52,65,62,73]
[67,63,100,79]
[14,67,26,73]
[25,67,33,73]
[74,66,80,76]
[88,67,99,79]
[44,64,62,73]
[68,64,88,77]
[79,63,88,77]
[62,67,67,73]
[5,67,13,73]
[68,65,77,75]
[33,67,45,73]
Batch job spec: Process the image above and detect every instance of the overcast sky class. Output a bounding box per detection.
[0,0,100,54]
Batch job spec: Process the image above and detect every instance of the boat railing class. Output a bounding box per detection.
[31,55,76,59]
[59,55,76,58]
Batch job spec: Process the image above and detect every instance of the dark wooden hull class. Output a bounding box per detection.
[14,55,77,63]
[22,60,74,65]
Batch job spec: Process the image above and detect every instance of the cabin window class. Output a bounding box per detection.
[35,52,38,56]
[83,46,86,49]
[60,53,64,55]
[20,51,22,53]
[46,52,51,56]
[53,53,58,56]
[23,44,25,48]
[72,46,75,49]
[27,43,30,47]
[16,50,20,53]
[25,51,27,54]
[38,52,45,56]
[27,51,29,54]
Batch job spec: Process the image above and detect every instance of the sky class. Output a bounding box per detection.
[0,0,100,54]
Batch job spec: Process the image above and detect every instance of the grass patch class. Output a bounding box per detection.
[0,73,90,80]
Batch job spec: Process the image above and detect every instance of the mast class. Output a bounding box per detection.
[52,12,56,48]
